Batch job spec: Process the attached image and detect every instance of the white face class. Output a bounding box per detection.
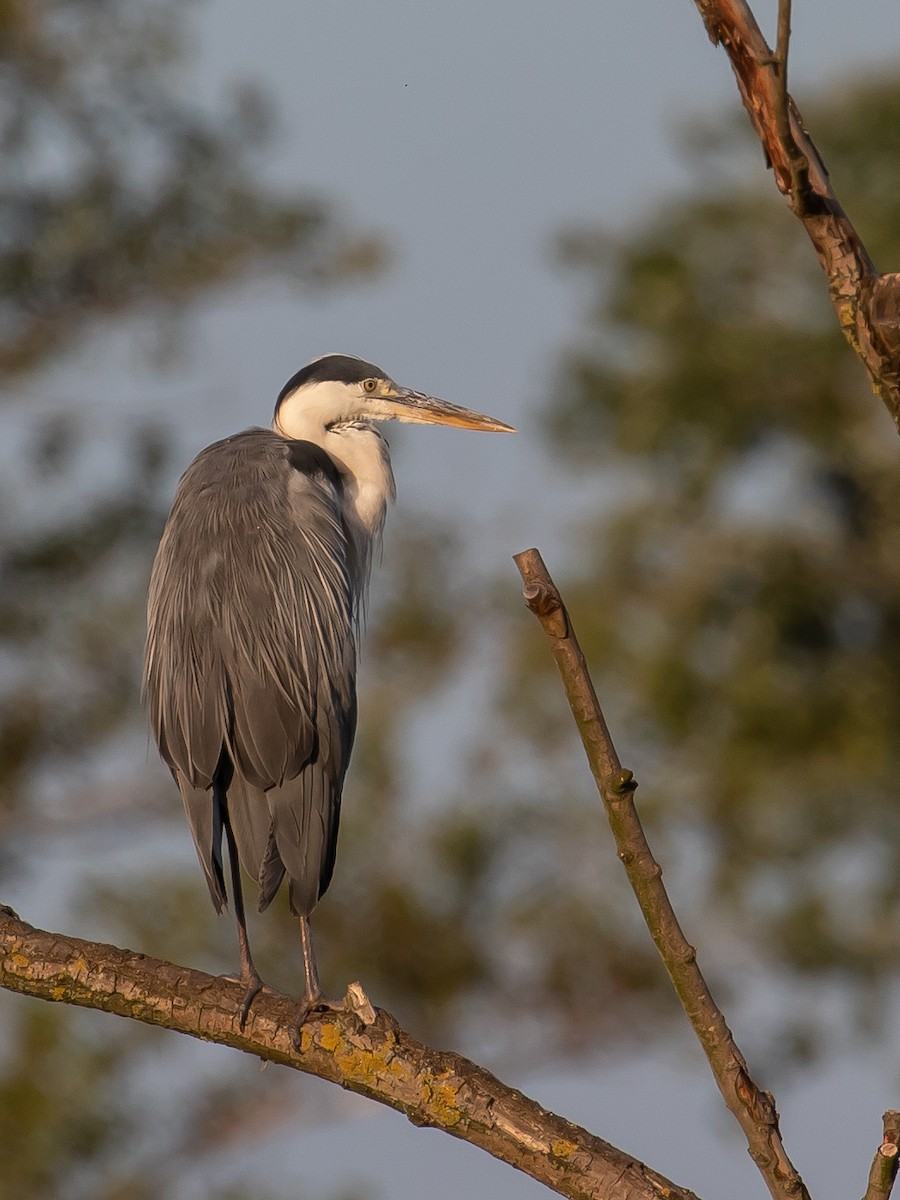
[274,378,381,440]
[273,375,516,440]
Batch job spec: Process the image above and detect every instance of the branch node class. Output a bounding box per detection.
[607,768,637,796]
[521,582,568,638]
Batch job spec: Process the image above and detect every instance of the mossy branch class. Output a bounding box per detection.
[514,548,809,1200]
[0,908,699,1200]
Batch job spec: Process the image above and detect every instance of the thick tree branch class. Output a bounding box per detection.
[0,909,700,1200]
[689,0,900,430]
[514,548,809,1200]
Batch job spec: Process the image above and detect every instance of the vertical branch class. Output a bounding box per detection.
[514,547,810,1200]
[862,1111,900,1200]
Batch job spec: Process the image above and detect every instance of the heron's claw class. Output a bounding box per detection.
[220,967,267,1031]
[238,976,265,1031]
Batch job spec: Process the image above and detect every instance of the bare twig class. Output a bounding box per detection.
[514,547,809,1200]
[0,909,701,1200]
[690,0,900,430]
[862,1111,900,1200]
[772,0,811,211]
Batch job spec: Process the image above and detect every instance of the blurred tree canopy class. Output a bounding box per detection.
[4,2,900,1191]
[0,0,382,379]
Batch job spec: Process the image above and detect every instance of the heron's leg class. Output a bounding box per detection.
[298,913,323,1007]
[289,914,345,1050]
[222,808,265,1029]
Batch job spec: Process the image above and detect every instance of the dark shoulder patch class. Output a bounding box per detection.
[187,427,278,472]
[285,439,344,493]
[276,354,386,405]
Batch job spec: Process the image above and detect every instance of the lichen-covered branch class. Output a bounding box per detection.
[514,548,809,1200]
[0,909,699,1200]
[689,0,900,429]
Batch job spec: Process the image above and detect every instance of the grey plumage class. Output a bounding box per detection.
[146,429,356,919]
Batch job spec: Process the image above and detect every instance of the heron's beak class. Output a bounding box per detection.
[379,387,516,432]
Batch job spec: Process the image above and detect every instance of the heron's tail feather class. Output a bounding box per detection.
[266,764,341,918]
[226,772,275,883]
[176,773,227,913]
[257,827,286,911]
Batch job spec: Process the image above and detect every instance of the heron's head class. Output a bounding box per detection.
[273,354,515,440]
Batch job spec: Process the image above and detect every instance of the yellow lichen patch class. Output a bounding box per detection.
[11,954,29,971]
[51,985,66,1001]
[317,1022,343,1053]
[551,1138,578,1159]
[418,1072,463,1128]
[335,1046,383,1080]
[432,1084,463,1127]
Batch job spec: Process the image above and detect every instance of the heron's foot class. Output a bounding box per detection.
[237,974,266,1031]
[220,967,267,1031]
[287,992,346,1052]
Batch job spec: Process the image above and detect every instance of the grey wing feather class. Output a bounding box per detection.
[266,665,355,915]
[144,429,357,914]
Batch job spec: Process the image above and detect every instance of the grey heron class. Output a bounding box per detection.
[144,353,514,1031]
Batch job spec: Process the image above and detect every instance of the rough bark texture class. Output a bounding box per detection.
[0,909,700,1200]
[514,549,810,1200]
[691,0,900,430]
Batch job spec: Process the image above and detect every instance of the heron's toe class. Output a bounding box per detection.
[237,977,265,1031]
[287,993,346,1051]
[219,967,268,1030]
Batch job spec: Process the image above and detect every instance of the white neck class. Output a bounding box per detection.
[318,423,396,546]
[274,385,396,592]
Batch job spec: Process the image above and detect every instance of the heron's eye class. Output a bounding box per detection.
[363,379,378,394]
